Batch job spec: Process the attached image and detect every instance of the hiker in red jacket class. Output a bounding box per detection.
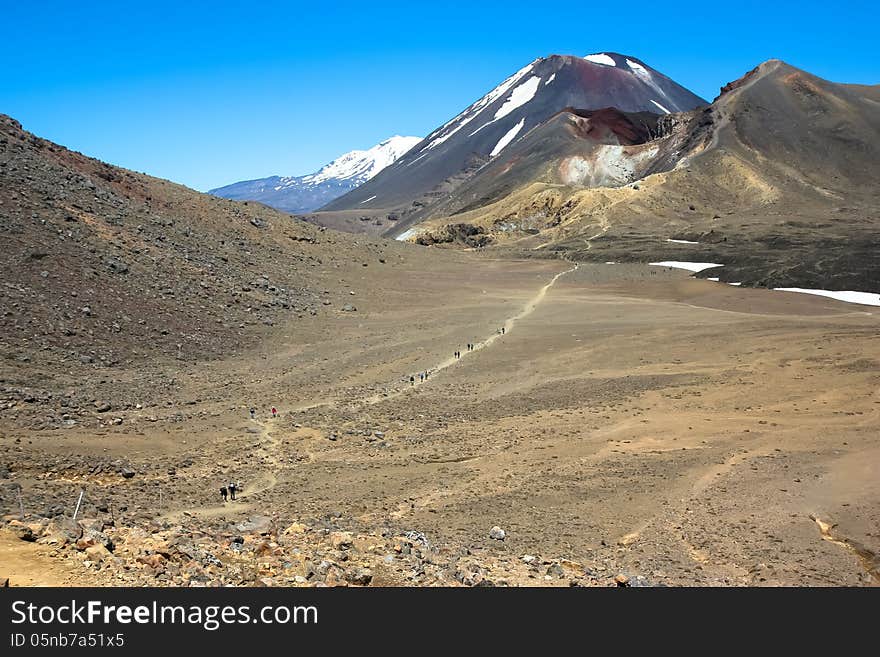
[271,407,277,418]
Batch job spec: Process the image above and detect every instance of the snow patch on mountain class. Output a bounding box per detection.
[625,58,646,74]
[651,100,671,114]
[650,261,724,273]
[625,58,676,107]
[490,118,525,157]
[585,53,616,66]
[470,75,542,137]
[494,76,542,120]
[773,288,880,306]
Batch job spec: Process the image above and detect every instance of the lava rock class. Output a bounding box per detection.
[488,526,506,541]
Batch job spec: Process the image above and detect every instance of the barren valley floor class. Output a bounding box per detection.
[2,259,878,586]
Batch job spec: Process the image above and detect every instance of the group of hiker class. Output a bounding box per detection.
[249,406,278,419]
[225,405,279,502]
[410,370,431,385]
[220,481,241,502]
[430,326,507,374]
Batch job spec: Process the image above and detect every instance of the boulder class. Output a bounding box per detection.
[47,517,82,544]
[546,563,565,578]
[329,531,353,549]
[488,526,506,541]
[235,516,272,534]
[344,567,373,586]
[7,523,36,542]
[282,522,309,535]
[84,543,111,562]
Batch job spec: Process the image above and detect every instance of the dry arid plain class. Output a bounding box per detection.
[3,253,878,587]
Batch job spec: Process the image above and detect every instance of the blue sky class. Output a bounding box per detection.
[2,1,877,191]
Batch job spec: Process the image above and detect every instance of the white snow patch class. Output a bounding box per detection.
[625,58,648,74]
[625,58,675,107]
[359,195,377,204]
[470,75,542,137]
[406,151,429,167]
[666,238,699,244]
[585,53,616,66]
[494,76,540,120]
[468,121,490,137]
[651,100,671,114]
[605,261,617,265]
[729,282,742,286]
[490,118,525,157]
[650,261,724,273]
[395,228,419,242]
[545,73,556,85]
[707,277,720,282]
[772,288,880,307]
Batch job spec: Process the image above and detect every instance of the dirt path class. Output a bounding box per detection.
[0,532,90,586]
[161,418,283,521]
[362,262,579,404]
[165,263,579,520]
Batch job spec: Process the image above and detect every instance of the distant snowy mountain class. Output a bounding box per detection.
[209,135,421,214]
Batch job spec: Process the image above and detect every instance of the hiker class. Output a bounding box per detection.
[228,481,237,500]
[220,485,228,502]
[271,407,277,418]
[249,407,255,419]
[501,327,505,334]
[419,373,424,382]
[410,376,415,386]
[424,370,429,379]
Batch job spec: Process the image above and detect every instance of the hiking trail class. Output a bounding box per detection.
[169,263,578,519]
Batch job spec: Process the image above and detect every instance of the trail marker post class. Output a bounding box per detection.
[72,489,84,521]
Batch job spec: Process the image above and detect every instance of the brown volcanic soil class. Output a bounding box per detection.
[1,114,878,587]
[3,259,878,586]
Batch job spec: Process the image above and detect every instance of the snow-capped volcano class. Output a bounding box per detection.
[300,136,422,186]
[321,53,706,214]
[209,135,421,214]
